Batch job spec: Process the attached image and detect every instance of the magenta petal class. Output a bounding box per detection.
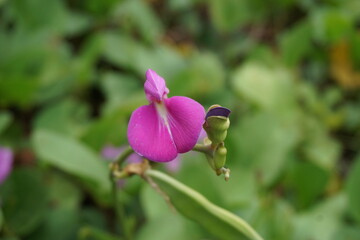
[127,104,178,162]
[144,69,169,102]
[0,147,13,185]
[165,96,205,153]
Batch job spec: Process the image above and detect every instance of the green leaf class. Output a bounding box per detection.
[346,156,360,224]
[286,161,329,209]
[136,214,201,240]
[10,0,65,30]
[248,198,294,240]
[0,79,40,107]
[0,168,47,236]
[78,226,120,240]
[209,0,260,32]
[80,207,107,230]
[32,130,111,200]
[232,61,296,113]
[217,167,257,209]
[10,0,86,35]
[0,208,3,231]
[27,173,82,240]
[0,29,74,107]
[228,112,298,186]
[140,184,170,220]
[140,184,204,239]
[311,8,353,44]
[34,99,89,137]
[279,21,312,66]
[112,0,163,43]
[176,153,225,205]
[27,206,79,240]
[0,237,20,240]
[349,32,360,70]
[102,32,185,77]
[145,169,264,240]
[292,194,346,240]
[168,0,193,10]
[47,173,82,209]
[81,108,134,151]
[0,111,12,135]
[302,116,340,171]
[169,52,225,99]
[100,72,143,114]
[334,226,360,240]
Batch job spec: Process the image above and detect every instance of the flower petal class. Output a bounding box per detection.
[144,69,169,102]
[165,96,205,153]
[0,147,13,184]
[127,104,178,162]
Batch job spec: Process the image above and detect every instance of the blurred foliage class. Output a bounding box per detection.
[1,0,360,239]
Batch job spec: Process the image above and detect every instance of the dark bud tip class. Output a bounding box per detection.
[206,107,231,119]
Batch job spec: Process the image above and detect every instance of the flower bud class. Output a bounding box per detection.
[203,105,231,145]
[214,143,227,170]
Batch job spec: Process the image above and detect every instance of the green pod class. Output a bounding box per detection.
[145,169,264,240]
[214,144,227,170]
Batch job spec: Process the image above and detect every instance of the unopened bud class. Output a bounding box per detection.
[203,105,231,145]
[214,143,227,170]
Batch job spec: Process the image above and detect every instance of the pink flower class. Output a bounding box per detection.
[0,147,13,185]
[127,69,205,162]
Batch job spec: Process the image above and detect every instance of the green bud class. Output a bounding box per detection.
[214,144,227,170]
[203,105,231,145]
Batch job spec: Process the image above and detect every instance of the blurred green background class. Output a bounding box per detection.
[1,0,360,239]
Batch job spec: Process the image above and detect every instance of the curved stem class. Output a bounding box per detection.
[110,172,132,240]
[115,146,134,166]
[110,146,134,240]
[193,144,213,155]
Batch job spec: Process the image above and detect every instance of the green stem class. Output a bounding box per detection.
[115,146,134,166]
[193,144,213,155]
[193,144,216,171]
[111,173,132,240]
[110,146,134,240]
[113,170,130,179]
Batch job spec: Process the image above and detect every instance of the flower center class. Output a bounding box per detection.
[154,102,175,143]
[155,102,170,127]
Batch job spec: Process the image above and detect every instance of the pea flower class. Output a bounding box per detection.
[127,69,205,162]
[0,147,13,185]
